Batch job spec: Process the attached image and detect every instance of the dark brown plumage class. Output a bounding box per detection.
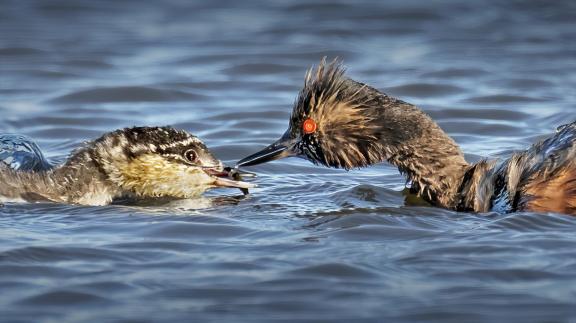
[237,59,576,215]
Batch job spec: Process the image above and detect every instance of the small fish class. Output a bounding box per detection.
[222,167,257,195]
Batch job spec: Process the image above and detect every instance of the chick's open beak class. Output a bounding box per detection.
[235,131,297,167]
[204,168,256,192]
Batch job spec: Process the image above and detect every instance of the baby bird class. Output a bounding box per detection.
[0,126,253,206]
[237,59,576,215]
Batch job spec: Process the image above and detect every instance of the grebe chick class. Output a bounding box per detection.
[237,59,576,215]
[0,126,253,206]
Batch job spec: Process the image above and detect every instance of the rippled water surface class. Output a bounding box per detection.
[1,0,576,322]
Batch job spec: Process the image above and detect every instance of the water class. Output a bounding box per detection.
[1,0,576,321]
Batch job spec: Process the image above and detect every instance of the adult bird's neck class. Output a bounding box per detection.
[382,104,469,208]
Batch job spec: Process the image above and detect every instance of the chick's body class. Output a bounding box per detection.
[0,127,251,206]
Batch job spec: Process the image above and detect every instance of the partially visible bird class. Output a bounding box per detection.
[0,126,253,206]
[236,59,576,215]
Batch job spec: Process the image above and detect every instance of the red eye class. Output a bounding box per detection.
[302,118,317,134]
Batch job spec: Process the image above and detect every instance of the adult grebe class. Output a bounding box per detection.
[237,59,576,215]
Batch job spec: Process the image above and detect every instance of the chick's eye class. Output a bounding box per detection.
[184,149,198,163]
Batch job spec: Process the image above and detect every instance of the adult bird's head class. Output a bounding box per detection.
[236,58,428,170]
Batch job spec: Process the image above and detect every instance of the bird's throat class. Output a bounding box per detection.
[384,118,469,209]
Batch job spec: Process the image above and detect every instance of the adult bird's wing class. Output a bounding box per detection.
[508,121,576,214]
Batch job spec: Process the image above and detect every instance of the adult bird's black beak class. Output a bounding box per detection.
[236,131,297,167]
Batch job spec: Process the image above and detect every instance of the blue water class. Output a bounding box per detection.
[1,0,576,322]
